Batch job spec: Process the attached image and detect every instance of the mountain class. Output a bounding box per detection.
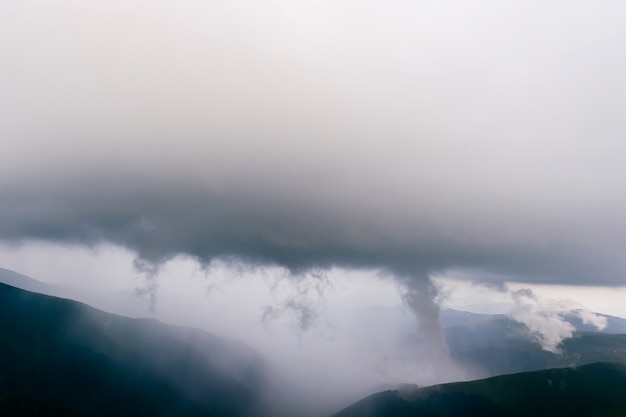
[0,267,59,296]
[447,329,626,377]
[340,304,626,383]
[4,268,626,416]
[440,308,626,336]
[0,282,273,417]
[331,361,626,417]
[436,309,626,377]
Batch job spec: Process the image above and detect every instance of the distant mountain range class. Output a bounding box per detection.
[349,303,626,378]
[437,309,626,377]
[332,361,626,417]
[0,281,274,417]
[3,268,626,417]
[440,307,626,334]
[0,267,60,296]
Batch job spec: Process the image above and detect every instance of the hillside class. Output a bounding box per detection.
[0,267,59,296]
[439,310,626,377]
[441,308,626,338]
[332,361,626,417]
[0,282,272,417]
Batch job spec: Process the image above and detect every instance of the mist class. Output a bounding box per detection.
[3,1,626,415]
[0,246,477,416]
[0,241,622,415]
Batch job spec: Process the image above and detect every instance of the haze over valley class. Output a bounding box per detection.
[3,1,626,415]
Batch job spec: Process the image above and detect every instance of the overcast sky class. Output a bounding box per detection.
[3,0,626,371]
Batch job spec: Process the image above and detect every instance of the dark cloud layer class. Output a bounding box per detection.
[2,0,626,289]
[1,173,625,288]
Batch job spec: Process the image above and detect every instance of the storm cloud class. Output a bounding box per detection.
[2,0,626,290]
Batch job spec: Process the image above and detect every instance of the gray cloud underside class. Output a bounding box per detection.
[2,1,626,287]
[2,175,624,286]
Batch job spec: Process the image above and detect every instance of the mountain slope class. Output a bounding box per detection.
[332,362,626,417]
[438,310,626,377]
[0,282,270,417]
[441,308,626,338]
[0,267,58,296]
[449,330,626,377]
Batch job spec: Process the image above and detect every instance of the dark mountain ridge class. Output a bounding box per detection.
[4,268,626,417]
[0,282,272,417]
[332,361,626,417]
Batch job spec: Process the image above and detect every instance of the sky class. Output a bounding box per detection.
[2,0,626,403]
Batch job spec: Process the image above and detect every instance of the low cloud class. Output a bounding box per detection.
[507,288,607,353]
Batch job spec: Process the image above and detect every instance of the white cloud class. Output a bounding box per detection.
[508,287,606,353]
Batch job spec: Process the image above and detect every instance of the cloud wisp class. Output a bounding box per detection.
[508,287,607,353]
